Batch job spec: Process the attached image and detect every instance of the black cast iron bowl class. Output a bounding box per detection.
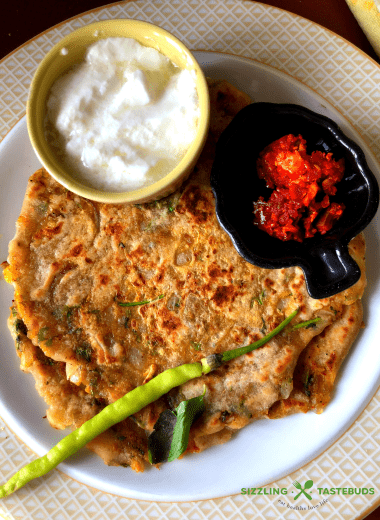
[211,103,379,299]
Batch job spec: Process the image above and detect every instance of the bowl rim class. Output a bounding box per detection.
[26,19,210,204]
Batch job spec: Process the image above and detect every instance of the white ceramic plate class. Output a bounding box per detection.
[0,51,379,502]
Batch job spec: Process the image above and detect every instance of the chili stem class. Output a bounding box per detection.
[201,308,299,373]
[292,317,321,329]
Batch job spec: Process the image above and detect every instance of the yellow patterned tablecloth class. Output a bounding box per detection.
[1,1,380,519]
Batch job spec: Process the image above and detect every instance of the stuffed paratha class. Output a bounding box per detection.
[4,80,366,469]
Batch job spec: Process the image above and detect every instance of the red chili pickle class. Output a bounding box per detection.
[253,134,345,242]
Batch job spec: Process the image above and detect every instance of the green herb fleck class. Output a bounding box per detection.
[37,327,49,342]
[64,306,80,333]
[250,290,265,308]
[117,294,165,308]
[44,358,56,366]
[52,305,80,324]
[76,344,92,362]
[143,220,155,232]
[132,330,142,343]
[87,309,101,322]
[191,342,201,351]
[304,372,314,397]
[148,339,161,356]
[14,319,27,336]
[123,309,132,328]
[89,378,98,396]
[260,317,267,335]
[37,202,48,214]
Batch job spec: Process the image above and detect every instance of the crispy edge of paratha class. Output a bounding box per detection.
[267,299,364,418]
[7,309,148,471]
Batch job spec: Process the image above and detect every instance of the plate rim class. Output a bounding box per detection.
[0,1,380,515]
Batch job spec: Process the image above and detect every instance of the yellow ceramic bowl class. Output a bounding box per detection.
[27,19,210,204]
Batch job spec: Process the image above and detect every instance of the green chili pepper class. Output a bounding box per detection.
[0,363,202,498]
[0,309,298,497]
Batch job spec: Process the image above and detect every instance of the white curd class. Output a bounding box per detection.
[45,37,200,192]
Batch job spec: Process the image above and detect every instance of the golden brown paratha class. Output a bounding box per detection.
[7,309,147,471]
[4,80,366,469]
[268,298,364,418]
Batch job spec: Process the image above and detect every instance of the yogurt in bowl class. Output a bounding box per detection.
[27,20,210,204]
[45,37,200,193]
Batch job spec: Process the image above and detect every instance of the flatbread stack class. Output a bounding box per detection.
[4,80,366,471]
